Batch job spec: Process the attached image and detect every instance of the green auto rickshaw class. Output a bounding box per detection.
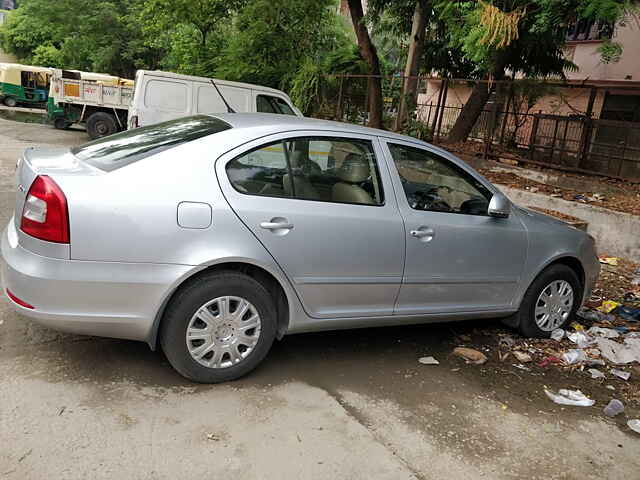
[0,63,52,108]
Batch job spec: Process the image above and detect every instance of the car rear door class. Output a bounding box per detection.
[216,131,405,319]
[380,139,527,315]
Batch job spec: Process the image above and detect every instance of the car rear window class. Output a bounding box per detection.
[71,115,231,171]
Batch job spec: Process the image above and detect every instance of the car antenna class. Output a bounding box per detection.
[210,79,236,113]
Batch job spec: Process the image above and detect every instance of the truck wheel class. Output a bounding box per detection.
[3,97,17,108]
[87,112,117,139]
[53,117,71,130]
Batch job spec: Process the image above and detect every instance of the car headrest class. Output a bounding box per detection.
[337,153,370,183]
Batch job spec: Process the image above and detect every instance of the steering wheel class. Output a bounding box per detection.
[410,189,452,212]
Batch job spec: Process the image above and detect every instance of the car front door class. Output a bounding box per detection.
[381,139,527,315]
[216,131,405,319]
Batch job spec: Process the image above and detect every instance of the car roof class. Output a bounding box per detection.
[136,70,292,97]
[210,113,428,145]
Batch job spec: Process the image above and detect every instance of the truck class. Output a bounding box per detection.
[47,69,134,139]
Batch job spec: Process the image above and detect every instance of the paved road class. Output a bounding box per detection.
[0,117,638,479]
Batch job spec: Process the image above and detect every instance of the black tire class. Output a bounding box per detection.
[3,96,17,108]
[53,117,71,130]
[160,271,277,383]
[514,264,582,338]
[86,112,117,139]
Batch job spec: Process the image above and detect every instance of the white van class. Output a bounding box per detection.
[128,70,302,129]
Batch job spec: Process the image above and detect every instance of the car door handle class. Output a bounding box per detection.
[260,219,294,231]
[410,227,435,242]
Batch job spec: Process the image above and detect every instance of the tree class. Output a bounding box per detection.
[216,0,345,91]
[347,0,383,128]
[136,0,243,76]
[140,0,242,47]
[441,0,632,143]
[368,0,432,130]
[0,0,163,77]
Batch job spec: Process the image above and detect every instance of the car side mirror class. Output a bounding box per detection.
[488,193,510,218]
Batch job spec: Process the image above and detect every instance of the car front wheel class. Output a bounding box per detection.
[160,271,277,383]
[514,264,582,338]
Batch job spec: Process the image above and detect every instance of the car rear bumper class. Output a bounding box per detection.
[1,221,191,342]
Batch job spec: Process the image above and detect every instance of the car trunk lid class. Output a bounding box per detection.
[14,147,102,246]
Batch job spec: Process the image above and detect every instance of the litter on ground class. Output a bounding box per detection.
[418,356,440,365]
[452,347,487,365]
[545,389,595,407]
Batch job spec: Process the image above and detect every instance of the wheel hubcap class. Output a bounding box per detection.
[534,280,574,331]
[186,296,261,369]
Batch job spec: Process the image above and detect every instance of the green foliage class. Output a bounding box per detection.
[135,0,242,77]
[289,59,321,115]
[0,0,163,77]
[435,0,629,78]
[216,0,347,91]
[597,40,623,63]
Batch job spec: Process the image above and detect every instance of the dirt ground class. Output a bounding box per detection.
[1,117,639,479]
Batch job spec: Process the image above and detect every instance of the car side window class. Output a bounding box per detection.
[282,137,383,205]
[388,143,491,215]
[226,141,290,198]
[226,137,384,206]
[256,95,295,115]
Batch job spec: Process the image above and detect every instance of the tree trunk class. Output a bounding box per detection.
[347,0,383,129]
[395,0,428,131]
[447,58,507,143]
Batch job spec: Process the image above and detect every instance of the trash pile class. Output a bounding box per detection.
[421,255,640,433]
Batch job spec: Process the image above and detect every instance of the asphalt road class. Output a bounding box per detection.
[0,116,638,479]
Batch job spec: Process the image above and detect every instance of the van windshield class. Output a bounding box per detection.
[71,115,231,171]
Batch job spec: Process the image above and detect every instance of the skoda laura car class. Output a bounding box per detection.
[2,113,600,383]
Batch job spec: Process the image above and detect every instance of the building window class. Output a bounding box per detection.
[566,19,614,42]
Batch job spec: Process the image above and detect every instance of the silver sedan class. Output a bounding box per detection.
[2,114,600,382]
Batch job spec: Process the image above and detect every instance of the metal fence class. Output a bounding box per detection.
[314,74,640,182]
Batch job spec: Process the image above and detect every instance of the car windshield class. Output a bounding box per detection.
[71,115,231,171]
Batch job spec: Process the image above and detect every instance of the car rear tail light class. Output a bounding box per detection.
[6,289,34,309]
[20,175,70,243]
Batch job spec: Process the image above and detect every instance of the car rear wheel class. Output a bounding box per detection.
[514,264,581,338]
[86,112,117,139]
[160,271,277,383]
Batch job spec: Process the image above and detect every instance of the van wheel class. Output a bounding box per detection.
[512,264,582,338]
[53,117,71,130]
[3,96,17,108]
[160,271,277,383]
[86,112,117,139]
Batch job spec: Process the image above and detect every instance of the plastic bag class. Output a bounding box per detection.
[597,300,621,313]
[587,327,619,339]
[545,388,595,407]
[562,349,587,364]
[567,331,594,348]
[588,368,605,379]
[596,338,640,364]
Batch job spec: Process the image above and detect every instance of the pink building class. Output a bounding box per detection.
[419,15,640,124]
